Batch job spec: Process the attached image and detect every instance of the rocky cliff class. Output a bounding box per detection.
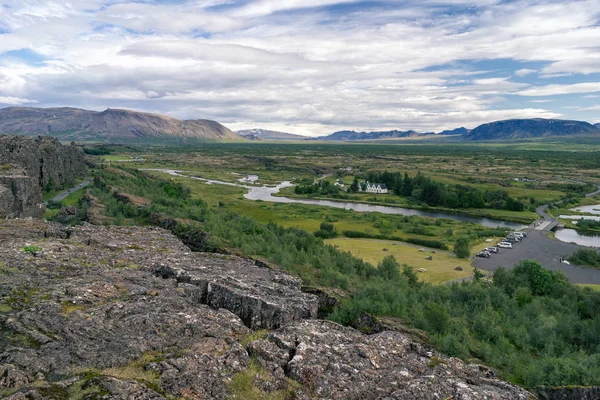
[0,107,240,143]
[0,219,533,399]
[0,135,85,218]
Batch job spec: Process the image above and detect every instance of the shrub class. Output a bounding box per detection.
[454,237,470,258]
[568,249,600,268]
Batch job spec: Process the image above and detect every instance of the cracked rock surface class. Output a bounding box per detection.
[0,219,532,399]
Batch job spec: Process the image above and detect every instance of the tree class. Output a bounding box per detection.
[423,302,450,334]
[402,265,419,286]
[349,177,359,193]
[377,255,401,281]
[454,237,470,258]
[473,268,485,281]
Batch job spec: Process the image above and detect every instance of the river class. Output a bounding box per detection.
[554,229,600,248]
[554,204,600,247]
[146,169,525,230]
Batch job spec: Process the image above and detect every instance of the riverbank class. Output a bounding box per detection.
[274,188,537,224]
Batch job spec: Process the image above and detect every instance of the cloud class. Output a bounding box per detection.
[0,96,37,105]
[514,69,536,77]
[579,105,600,111]
[516,82,600,97]
[0,0,598,135]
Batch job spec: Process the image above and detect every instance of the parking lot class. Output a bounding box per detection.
[472,229,600,284]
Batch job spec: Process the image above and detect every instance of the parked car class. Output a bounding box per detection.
[513,232,525,239]
[485,247,499,253]
[514,231,527,238]
[498,242,512,249]
[476,251,491,258]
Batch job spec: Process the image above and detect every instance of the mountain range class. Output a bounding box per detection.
[321,129,424,141]
[463,119,600,141]
[319,119,599,141]
[237,128,305,140]
[1,107,598,143]
[0,107,238,142]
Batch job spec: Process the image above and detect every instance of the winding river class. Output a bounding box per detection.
[147,169,525,230]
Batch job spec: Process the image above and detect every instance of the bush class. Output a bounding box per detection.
[454,237,470,258]
[576,219,600,231]
[314,222,338,239]
[404,238,448,250]
[568,249,600,268]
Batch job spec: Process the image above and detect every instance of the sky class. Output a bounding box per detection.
[0,0,599,136]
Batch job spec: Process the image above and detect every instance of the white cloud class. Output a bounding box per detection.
[0,0,598,134]
[514,69,536,77]
[0,96,37,105]
[516,82,600,97]
[580,105,600,111]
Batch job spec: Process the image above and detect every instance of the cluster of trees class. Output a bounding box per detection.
[69,166,600,389]
[353,171,528,211]
[294,180,342,196]
[331,259,600,388]
[576,219,600,231]
[568,249,600,268]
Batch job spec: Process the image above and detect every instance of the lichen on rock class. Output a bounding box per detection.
[0,219,533,399]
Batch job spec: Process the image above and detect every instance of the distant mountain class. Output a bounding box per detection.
[237,128,306,140]
[0,107,239,143]
[464,118,600,141]
[595,123,600,129]
[321,129,423,141]
[438,127,470,136]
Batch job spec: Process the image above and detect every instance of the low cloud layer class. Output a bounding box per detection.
[0,0,599,135]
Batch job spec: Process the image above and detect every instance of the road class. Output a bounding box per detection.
[532,205,558,231]
[472,229,600,284]
[49,178,92,203]
[586,185,600,198]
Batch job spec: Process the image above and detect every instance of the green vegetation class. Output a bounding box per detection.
[330,260,600,388]
[228,359,301,400]
[313,221,338,239]
[454,237,470,258]
[326,238,473,284]
[22,245,42,253]
[68,165,600,389]
[576,219,600,232]
[568,249,600,268]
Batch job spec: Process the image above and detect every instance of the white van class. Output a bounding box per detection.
[513,232,524,238]
[498,242,512,249]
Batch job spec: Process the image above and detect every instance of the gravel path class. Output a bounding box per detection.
[49,178,92,203]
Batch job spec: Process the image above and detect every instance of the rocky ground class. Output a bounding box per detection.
[0,219,533,399]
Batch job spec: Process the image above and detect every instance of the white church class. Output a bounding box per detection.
[358,182,389,194]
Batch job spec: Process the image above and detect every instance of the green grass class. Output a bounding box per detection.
[42,177,88,201]
[326,238,473,284]
[228,359,301,400]
[22,245,42,253]
[44,189,87,219]
[576,284,600,292]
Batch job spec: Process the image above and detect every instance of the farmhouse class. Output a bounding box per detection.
[358,182,388,194]
[334,179,345,188]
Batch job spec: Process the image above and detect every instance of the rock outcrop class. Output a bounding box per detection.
[0,135,85,218]
[0,219,534,399]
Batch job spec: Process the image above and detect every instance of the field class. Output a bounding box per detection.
[325,238,474,283]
